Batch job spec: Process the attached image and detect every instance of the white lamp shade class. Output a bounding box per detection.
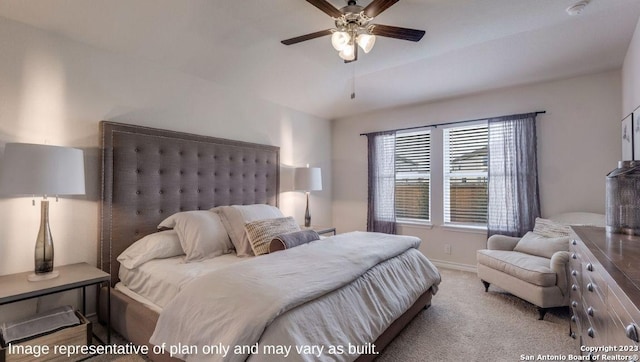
[338,44,356,61]
[331,31,350,51]
[294,167,322,192]
[0,143,86,196]
[357,33,376,53]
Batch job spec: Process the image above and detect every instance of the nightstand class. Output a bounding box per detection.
[302,226,336,236]
[0,262,111,344]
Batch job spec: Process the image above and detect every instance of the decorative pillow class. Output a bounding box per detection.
[118,230,184,269]
[245,217,301,256]
[532,218,572,238]
[158,210,234,262]
[216,205,285,257]
[269,230,320,253]
[514,231,570,259]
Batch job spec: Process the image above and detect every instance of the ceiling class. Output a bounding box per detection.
[0,0,639,120]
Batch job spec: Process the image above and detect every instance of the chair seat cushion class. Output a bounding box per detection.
[477,250,556,287]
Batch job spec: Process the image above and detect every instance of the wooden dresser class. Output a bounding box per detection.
[569,226,640,360]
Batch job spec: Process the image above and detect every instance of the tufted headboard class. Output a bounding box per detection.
[99,121,280,285]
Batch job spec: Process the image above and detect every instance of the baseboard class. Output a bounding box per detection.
[430,259,477,273]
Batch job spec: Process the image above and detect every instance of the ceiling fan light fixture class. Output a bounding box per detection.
[281,0,426,63]
[331,31,350,51]
[338,44,356,61]
[356,33,376,53]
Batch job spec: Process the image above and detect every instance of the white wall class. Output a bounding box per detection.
[623,16,640,116]
[0,17,331,317]
[332,70,621,269]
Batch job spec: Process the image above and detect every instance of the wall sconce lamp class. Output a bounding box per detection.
[0,143,85,281]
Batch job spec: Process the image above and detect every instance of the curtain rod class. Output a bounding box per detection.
[359,111,546,136]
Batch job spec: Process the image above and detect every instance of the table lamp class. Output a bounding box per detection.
[0,143,85,281]
[294,165,322,227]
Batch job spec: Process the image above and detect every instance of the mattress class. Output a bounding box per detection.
[118,253,245,309]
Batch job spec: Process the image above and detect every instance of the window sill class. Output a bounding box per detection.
[440,223,487,234]
[397,220,433,230]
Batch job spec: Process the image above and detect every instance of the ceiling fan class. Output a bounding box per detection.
[281,0,425,62]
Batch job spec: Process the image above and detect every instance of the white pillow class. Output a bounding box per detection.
[158,210,234,263]
[514,231,570,259]
[216,205,284,257]
[118,230,184,269]
[244,217,301,256]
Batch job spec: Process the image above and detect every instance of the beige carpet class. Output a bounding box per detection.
[376,268,578,361]
[86,268,577,361]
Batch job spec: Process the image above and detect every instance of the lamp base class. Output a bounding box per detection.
[27,270,59,282]
[304,192,311,227]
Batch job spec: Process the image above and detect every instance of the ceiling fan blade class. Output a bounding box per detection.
[281,29,333,45]
[306,0,343,18]
[363,0,399,18]
[370,24,425,42]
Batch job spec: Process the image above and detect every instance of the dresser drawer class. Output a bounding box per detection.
[569,259,581,286]
[570,290,583,341]
[608,285,640,350]
[570,226,640,355]
[569,238,585,281]
[582,265,607,310]
[581,317,601,348]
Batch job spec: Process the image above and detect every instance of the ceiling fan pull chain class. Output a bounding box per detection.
[351,62,356,99]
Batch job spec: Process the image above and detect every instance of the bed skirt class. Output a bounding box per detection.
[100,286,434,362]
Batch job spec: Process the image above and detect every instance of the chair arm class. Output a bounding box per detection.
[487,235,520,251]
[550,251,571,295]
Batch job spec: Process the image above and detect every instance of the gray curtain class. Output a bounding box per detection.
[366,131,397,234]
[487,113,540,237]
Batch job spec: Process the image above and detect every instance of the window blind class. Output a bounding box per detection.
[395,130,430,221]
[444,124,488,225]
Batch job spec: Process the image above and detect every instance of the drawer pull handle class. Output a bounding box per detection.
[572,253,577,259]
[587,327,595,338]
[572,284,578,291]
[587,283,594,292]
[571,316,576,323]
[626,324,639,343]
[572,240,577,245]
[587,307,594,317]
[572,301,578,308]
[571,270,577,276]
[570,332,576,339]
[586,263,594,272]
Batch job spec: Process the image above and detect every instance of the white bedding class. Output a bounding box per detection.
[150,231,441,362]
[118,253,244,309]
[251,248,437,362]
[115,283,163,313]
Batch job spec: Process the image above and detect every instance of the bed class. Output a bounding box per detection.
[98,121,440,362]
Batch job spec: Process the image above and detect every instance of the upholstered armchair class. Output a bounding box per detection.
[476,213,605,320]
[477,234,571,320]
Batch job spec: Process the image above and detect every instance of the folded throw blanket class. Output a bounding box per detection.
[1,305,80,346]
[269,229,320,253]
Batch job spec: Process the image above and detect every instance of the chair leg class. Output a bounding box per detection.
[481,280,490,292]
[537,307,548,320]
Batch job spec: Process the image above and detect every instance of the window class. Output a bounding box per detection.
[443,123,488,225]
[395,129,430,222]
